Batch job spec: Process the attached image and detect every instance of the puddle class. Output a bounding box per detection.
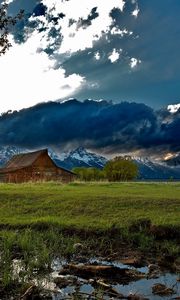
[45,258,180,300]
[12,257,180,299]
[115,273,179,300]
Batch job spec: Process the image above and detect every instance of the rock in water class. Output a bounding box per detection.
[59,263,145,283]
[152,283,175,295]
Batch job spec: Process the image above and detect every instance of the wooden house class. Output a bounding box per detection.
[0,149,75,183]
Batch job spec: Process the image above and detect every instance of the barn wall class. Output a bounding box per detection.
[1,169,33,183]
[57,169,75,183]
[0,168,75,183]
[0,173,5,183]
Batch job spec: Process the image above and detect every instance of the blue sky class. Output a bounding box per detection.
[0,0,180,112]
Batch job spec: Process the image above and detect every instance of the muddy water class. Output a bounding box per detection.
[40,258,180,300]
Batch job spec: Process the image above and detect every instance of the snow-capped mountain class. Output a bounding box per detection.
[53,147,108,170]
[0,146,25,167]
[133,157,180,180]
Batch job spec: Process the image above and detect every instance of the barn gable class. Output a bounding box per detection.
[31,150,59,169]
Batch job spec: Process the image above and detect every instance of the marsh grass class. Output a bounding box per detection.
[0,228,81,292]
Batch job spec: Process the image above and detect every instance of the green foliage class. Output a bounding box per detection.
[104,156,138,181]
[73,156,138,182]
[73,167,106,181]
[0,2,24,55]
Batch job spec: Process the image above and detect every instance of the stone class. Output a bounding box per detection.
[54,275,78,288]
[152,283,175,295]
[59,263,145,283]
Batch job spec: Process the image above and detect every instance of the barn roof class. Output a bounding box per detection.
[0,149,75,175]
[5,149,47,169]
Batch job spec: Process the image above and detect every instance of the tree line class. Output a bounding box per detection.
[72,156,138,182]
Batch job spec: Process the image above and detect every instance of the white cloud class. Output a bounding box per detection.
[168,103,180,113]
[0,33,84,113]
[40,0,125,54]
[130,57,141,68]
[132,7,140,18]
[111,27,133,36]
[94,51,101,60]
[108,49,120,63]
[2,0,14,3]
[88,82,99,89]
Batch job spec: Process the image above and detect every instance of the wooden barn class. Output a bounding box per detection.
[0,149,76,183]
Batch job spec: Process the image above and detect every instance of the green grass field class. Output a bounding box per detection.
[0,182,179,230]
[0,182,179,292]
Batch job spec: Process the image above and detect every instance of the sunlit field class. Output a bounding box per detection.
[0,182,179,229]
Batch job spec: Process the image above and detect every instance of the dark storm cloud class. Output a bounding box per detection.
[77,7,99,29]
[0,100,179,155]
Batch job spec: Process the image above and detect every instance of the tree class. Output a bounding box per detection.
[72,167,105,181]
[0,2,23,55]
[104,156,138,181]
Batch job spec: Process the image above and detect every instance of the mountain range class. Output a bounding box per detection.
[0,146,180,180]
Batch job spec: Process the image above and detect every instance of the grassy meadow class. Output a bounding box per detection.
[0,182,179,293]
[0,181,179,229]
